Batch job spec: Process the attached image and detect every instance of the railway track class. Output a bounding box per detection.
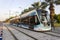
[12,25,60,38]
[42,32,60,38]
[4,25,37,40]
[3,26,15,40]
[19,26,60,37]
[7,24,60,40]
[6,26,18,40]
[3,24,60,40]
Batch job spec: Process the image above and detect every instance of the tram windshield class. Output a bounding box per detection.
[35,9,51,27]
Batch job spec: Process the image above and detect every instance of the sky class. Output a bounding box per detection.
[0,0,60,21]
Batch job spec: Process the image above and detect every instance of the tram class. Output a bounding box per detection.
[19,9,51,31]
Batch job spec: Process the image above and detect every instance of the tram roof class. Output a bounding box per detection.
[20,9,48,18]
[20,10,36,18]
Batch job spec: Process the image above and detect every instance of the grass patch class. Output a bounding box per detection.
[54,23,60,27]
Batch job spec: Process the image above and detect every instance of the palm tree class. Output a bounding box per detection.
[41,0,60,29]
[32,2,41,9]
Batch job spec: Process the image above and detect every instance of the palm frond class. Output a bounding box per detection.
[55,0,60,5]
[32,2,40,8]
[45,0,51,2]
[41,2,48,9]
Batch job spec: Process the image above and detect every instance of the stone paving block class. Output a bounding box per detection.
[11,25,60,40]
[2,26,15,40]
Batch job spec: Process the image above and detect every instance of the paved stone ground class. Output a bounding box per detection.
[8,24,60,40]
[0,23,3,40]
[2,23,60,40]
[3,24,34,40]
[52,27,60,34]
[0,23,3,37]
[0,26,2,37]
[0,27,2,40]
[7,27,34,40]
[3,26,15,40]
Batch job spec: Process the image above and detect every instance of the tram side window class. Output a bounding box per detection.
[29,16,40,25]
[30,16,36,25]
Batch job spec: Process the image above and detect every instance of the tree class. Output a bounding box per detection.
[28,7,34,11]
[41,0,60,27]
[21,7,35,15]
[24,9,29,12]
[21,9,29,15]
[54,14,60,23]
[57,14,60,23]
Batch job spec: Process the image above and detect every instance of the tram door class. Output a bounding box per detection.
[29,16,35,29]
